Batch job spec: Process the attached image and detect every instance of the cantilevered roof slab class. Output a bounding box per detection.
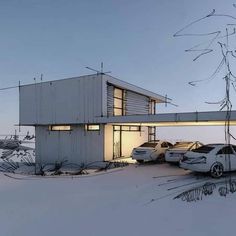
[96,110,236,127]
[103,74,170,103]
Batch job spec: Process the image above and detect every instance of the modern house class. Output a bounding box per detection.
[19,74,168,168]
[19,73,236,170]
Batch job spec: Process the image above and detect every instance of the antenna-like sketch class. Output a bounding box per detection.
[85,62,111,75]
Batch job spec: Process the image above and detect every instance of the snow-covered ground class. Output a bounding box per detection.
[0,163,236,236]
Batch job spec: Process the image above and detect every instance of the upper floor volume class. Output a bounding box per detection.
[19,73,169,125]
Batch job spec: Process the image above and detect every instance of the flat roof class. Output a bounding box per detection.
[20,73,170,103]
[19,110,236,126]
[96,110,236,127]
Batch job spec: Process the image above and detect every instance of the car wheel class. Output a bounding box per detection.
[136,160,144,164]
[210,162,224,178]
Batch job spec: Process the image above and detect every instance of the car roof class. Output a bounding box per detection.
[199,143,234,151]
[174,141,198,145]
[205,143,228,147]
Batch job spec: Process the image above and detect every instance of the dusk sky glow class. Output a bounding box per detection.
[1,0,236,143]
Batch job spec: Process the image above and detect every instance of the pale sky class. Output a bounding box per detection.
[0,0,236,143]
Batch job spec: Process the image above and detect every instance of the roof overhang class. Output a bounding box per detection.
[104,75,170,103]
[96,110,236,127]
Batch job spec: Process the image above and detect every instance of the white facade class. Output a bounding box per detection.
[20,74,166,125]
[35,125,104,166]
[20,74,165,168]
[20,74,104,125]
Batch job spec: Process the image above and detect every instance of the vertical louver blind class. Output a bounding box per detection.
[125,91,149,115]
[107,85,114,116]
[107,84,150,116]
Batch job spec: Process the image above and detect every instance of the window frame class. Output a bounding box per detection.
[86,124,100,131]
[49,125,72,131]
[113,87,126,116]
[232,145,236,153]
[217,146,234,155]
[113,125,141,132]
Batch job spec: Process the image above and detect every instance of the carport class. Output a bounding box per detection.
[97,110,236,127]
[98,110,236,160]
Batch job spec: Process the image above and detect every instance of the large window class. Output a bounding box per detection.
[113,87,126,116]
[49,125,72,131]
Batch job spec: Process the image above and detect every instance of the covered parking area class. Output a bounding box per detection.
[97,110,236,127]
[98,110,236,161]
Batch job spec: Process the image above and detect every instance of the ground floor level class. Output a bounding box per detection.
[35,124,153,168]
[33,110,236,169]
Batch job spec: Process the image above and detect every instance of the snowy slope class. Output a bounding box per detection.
[0,164,235,236]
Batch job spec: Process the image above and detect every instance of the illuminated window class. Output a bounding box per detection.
[86,124,100,131]
[49,125,72,131]
[129,126,141,131]
[113,125,121,131]
[113,87,126,116]
[114,108,123,116]
[113,125,141,132]
[114,88,123,98]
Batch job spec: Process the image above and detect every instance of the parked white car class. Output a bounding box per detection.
[165,141,203,163]
[180,144,236,178]
[131,140,173,163]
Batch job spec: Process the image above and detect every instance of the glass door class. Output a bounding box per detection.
[113,126,121,159]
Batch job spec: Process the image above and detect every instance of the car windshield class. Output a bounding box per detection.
[192,145,215,153]
[172,142,193,149]
[140,142,158,148]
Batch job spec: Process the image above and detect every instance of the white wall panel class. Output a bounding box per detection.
[35,125,104,166]
[20,75,103,125]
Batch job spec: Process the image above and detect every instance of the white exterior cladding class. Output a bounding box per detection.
[20,74,104,125]
[19,74,166,125]
[36,125,104,165]
[19,74,164,167]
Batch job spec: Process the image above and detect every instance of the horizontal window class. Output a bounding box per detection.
[49,125,72,131]
[113,125,141,132]
[86,124,100,131]
[114,125,121,131]
[130,126,141,131]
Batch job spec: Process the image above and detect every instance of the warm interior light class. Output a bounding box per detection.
[114,121,236,127]
[87,124,100,131]
[50,125,71,131]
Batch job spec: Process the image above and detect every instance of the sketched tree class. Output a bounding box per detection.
[174,6,236,172]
